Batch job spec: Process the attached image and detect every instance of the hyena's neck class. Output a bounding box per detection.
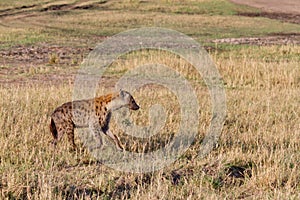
[94,92,120,112]
[95,93,116,104]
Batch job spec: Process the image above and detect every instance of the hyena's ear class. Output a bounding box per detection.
[119,89,125,97]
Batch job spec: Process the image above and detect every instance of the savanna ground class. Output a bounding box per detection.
[0,0,299,199]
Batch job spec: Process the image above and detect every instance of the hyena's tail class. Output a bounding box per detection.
[50,118,58,143]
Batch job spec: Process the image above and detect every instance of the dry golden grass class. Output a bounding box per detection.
[0,0,299,198]
[0,45,299,199]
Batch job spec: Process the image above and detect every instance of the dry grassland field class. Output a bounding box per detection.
[0,0,299,199]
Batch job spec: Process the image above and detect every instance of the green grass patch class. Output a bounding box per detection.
[0,28,52,49]
[0,0,299,49]
[172,0,259,15]
[108,0,260,15]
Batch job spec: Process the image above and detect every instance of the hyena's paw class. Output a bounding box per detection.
[115,143,125,152]
[50,140,57,148]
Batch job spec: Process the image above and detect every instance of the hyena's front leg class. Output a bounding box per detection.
[104,129,124,151]
[89,122,103,150]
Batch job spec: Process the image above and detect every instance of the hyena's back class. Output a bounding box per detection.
[51,100,96,127]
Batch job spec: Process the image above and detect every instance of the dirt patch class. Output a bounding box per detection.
[0,44,91,66]
[0,0,107,18]
[40,1,104,12]
[0,42,122,88]
[230,0,300,24]
[0,44,92,86]
[40,4,70,12]
[230,0,300,15]
[238,12,300,25]
[212,33,300,46]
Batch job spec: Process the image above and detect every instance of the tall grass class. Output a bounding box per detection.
[0,46,299,199]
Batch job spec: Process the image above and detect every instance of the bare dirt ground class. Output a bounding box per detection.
[0,44,91,86]
[231,0,300,24]
[230,0,300,15]
[212,33,300,46]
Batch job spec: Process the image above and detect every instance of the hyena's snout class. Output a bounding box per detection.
[129,98,140,110]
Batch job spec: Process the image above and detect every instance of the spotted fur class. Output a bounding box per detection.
[50,90,139,151]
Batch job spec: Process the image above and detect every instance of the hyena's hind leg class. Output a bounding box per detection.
[65,124,76,151]
[50,118,59,146]
[50,120,65,148]
[52,121,76,150]
[51,124,65,147]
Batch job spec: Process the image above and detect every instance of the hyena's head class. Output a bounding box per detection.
[108,90,140,111]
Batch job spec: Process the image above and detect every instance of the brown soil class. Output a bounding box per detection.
[212,33,300,46]
[230,0,300,15]
[0,44,91,66]
[0,45,93,88]
[230,0,300,24]
[238,12,300,25]
[0,0,106,18]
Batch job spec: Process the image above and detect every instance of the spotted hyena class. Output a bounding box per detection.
[49,90,139,151]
